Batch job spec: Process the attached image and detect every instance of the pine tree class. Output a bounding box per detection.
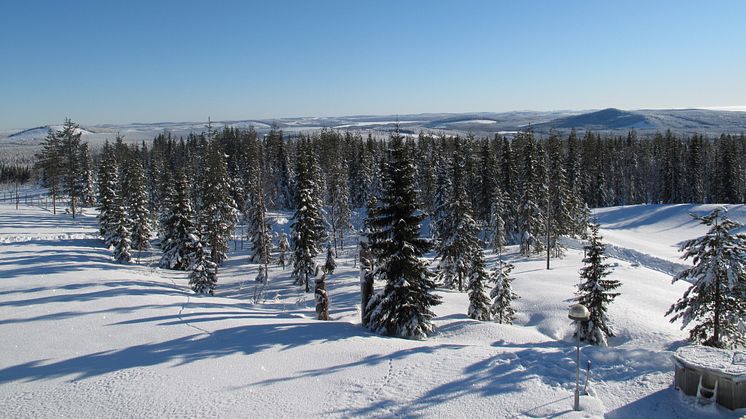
[35,128,62,214]
[96,142,118,246]
[58,119,83,218]
[576,223,620,346]
[467,249,492,321]
[324,242,336,275]
[666,208,746,348]
[365,131,441,339]
[200,140,238,266]
[490,261,518,324]
[125,158,151,253]
[160,172,195,270]
[291,143,326,292]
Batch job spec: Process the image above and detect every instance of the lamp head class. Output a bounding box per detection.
[568,303,590,321]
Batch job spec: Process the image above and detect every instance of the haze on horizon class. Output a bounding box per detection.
[1,0,745,131]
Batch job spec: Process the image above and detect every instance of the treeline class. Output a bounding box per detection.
[34,119,95,215]
[32,120,746,344]
[0,163,31,183]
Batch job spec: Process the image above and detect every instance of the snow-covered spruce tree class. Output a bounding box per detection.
[435,140,481,292]
[77,142,95,207]
[546,132,572,257]
[324,242,336,275]
[666,208,746,348]
[490,261,518,324]
[160,172,195,270]
[490,187,508,256]
[517,131,545,256]
[110,183,132,263]
[365,131,441,339]
[187,228,218,295]
[156,170,176,239]
[125,158,151,253]
[478,138,499,225]
[290,143,326,292]
[96,141,118,246]
[575,223,620,346]
[247,184,272,265]
[277,233,289,269]
[467,248,493,321]
[35,128,62,214]
[430,161,452,241]
[200,139,238,266]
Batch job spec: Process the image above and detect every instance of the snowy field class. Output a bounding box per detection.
[1,202,745,418]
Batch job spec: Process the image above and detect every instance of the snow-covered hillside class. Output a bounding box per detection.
[0,203,744,418]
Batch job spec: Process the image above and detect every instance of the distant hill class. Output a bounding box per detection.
[2,108,745,147]
[534,108,653,131]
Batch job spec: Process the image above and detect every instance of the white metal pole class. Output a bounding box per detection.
[574,321,581,411]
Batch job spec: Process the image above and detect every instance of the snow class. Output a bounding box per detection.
[593,204,746,268]
[0,202,744,417]
[673,346,746,381]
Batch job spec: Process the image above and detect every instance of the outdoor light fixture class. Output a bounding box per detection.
[568,303,590,411]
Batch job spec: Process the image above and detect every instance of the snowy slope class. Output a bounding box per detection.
[593,204,746,270]
[0,203,743,418]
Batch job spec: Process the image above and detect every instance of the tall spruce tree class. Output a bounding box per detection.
[435,140,481,291]
[365,131,441,339]
[546,132,572,257]
[36,128,62,214]
[666,208,746,348]
[96,142,118,246]
[430,161,452,241]
[517,132,545,255]
[160,172,196,270]
[200,139,238,266]
[110,182,132,263]
[490,188,508,256]
[575,223,620,346]
[78,142,95,207]
[290,143,326,292]
[125,158,151,253]
[59,119,83,218]
[467,248,493,321]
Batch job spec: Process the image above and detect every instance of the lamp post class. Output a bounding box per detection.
[568,303,590,411]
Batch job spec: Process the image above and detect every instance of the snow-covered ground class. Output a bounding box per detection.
[1,202,744,418]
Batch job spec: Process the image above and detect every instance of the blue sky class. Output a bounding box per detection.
[1,0,744,129]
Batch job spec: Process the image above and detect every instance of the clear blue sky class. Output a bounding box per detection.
[1,0,745,130]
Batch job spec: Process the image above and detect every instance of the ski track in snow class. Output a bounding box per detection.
[562,236,689,278]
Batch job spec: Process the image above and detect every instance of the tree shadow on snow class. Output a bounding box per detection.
[0,321,361,384]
